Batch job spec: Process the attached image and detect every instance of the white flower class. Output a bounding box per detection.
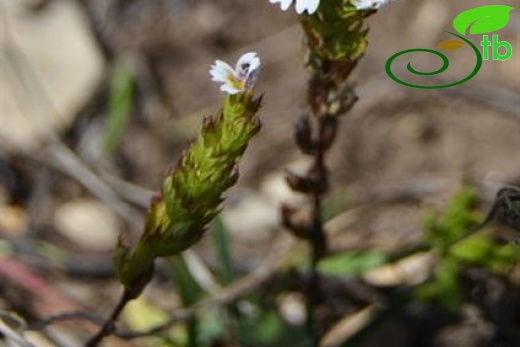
[354,0,394,10]
[268,0,320,15]
[209,52,261,95]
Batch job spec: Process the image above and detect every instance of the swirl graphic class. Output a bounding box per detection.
[385,31,483,89]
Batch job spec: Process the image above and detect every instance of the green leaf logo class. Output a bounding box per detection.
[453,5,515,35]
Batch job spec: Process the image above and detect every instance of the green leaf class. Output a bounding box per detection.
[449,235,493,263]
[123,297,170,331]
[487,244,520,273]
[423,186,481,248]
[211,216,235,286]
[195,308,226,345]
[168,257,206,306]
[318,251,387,276]
[453,5,515,35]
[168,257,207,347]
[242,310,312,347]
[103,61,134,156]
[211,217,252,345]
[415,258,463,311]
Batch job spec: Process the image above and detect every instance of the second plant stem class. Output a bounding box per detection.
[306,116,329,345]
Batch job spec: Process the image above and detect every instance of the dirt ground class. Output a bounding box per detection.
[0,0,519,346]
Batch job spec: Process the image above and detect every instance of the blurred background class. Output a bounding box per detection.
[0,0,519,346]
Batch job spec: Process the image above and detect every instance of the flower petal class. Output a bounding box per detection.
[210,60,234,83]
[245,68,260,90]
[235,52,261,75]
[354,0,392,10]
[295,0,315,14]
[304,0,320,14]
[210,53,262,95]
[220,83,241,95]
[269,0,293,11]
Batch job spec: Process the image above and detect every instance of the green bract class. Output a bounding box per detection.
[299,1,370,118]
[114,92,262,297]
[301,0,368,61]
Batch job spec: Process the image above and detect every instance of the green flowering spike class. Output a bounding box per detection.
[296,1,374,117]
[301,0,368,62]
[113,52,262,296]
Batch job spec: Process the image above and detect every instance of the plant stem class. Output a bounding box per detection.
[84,289,132,347]
[312,118,328,263]
[306,116,329,345]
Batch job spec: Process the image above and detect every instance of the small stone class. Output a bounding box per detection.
[0,205,28,237]
[278,293,306,325]
[0,0,104,152]
[363,252,434,286]
[222,192,278,243]
[54,199,119,252]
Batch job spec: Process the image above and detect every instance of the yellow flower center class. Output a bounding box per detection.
[227,74,245,91]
